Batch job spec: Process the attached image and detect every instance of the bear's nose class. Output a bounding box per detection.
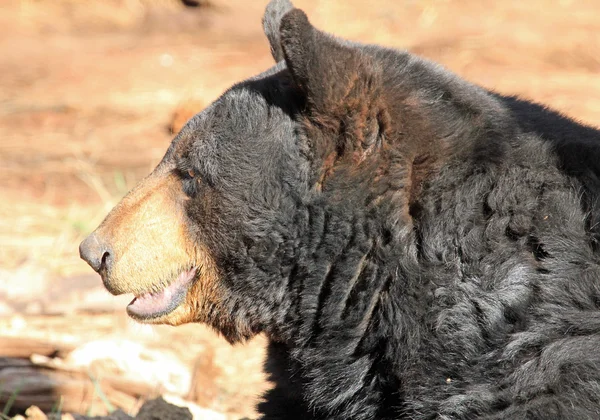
[79,233,112,273]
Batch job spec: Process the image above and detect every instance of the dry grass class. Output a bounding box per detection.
[1,197,113,276]
[0,152,136,276]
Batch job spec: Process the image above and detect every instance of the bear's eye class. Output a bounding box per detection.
[177,167,196,180]
[176,167,202,197]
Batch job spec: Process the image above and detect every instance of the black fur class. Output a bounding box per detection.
[163,1,600,418]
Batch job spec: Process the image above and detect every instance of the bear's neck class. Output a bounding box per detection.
[258,200,438,413]
[274,202,425,354]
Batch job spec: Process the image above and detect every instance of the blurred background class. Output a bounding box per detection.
[0,0,599,418]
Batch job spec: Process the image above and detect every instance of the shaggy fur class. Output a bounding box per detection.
[83,0,600,418]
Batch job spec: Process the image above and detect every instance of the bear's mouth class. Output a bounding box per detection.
[126,266,197,321]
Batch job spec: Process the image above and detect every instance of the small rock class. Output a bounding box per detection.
[24,406,47,420]
[163,395,226,420]
[136,397,192,420]
[66,409,131,420]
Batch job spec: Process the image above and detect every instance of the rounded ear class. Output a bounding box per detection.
[262,0,295,62]
[278,9,388,163]
[278,9,321,99]
[278,8,384,115]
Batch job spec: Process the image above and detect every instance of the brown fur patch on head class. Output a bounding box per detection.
[278,10,393,193]
[315,151,337,192]
[90,167,223,326]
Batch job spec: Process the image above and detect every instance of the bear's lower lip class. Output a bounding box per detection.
[126,267,197,321]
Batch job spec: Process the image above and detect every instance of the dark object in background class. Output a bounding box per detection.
[69,398,192,420]
[135,397,192,420]
[180,0,209,7]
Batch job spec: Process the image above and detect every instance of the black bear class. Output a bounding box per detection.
[79,0,600,418]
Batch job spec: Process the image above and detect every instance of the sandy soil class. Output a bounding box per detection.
[1,0,599,418]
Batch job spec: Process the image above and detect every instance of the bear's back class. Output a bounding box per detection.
[498,94,600,249]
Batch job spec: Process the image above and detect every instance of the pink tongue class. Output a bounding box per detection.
[127,267,197,319]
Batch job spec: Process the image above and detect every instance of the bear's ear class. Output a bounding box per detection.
[263,0,295,62]
[279,9,387,162]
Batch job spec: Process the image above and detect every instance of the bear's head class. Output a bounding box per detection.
[79,0,451,343]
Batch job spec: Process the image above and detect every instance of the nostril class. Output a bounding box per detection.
[79,234,112,273]
[100,251,111,271]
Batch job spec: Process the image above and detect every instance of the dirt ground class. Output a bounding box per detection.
[1,0,599,418]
